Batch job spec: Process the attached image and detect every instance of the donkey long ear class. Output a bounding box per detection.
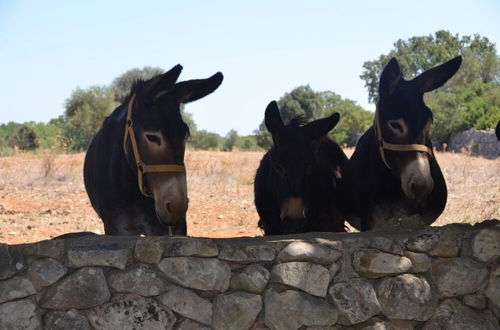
[264,101,283,134]
[144,64,183,98]
[172,72,223,104]
[379,58,402,99]
[302,112,340,140]
[413,56,462,93]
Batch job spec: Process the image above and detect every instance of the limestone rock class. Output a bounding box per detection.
[370,237,404,255]
[230,264,270,294]
[87,294,176,330]
[270,262,330,297]
[0,274,37,304]
[212,291,262,330]
[472,228,500,263]
[0,244,25,280]
[159,286,213,325]
[406,227,440,252]
[352,249,411,279]
[486,264,500,318]
[329,278,381,325]
[463,293,487,310]
[277,242,342,265]
[0,298,42,330]
[219,244,276,263]
[164,238,218,257]
[377,274,437,321]
[427,225,462,257]
[403,251,431,273]
[406,226,461,257]
[40,267,110,309]
[32,239,65,259]
[158,257,230,292]
[264,288,338,330]
[108,264,168,296]
[431,257,488,298]
[68,246,130,269]
[423,299,499,330]
[134,237,164,264]
[28,257,67,288]
[176,319,211,330]
[44,309,90,330]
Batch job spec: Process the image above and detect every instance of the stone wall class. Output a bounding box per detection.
[0,220,499,330]
[448,128,499,158]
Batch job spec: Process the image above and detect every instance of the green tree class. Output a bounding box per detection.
[360,30,498,103]
[360,30,500,146]
[63,86,117,151]
[111,66,164,103]
[223,129,239,151]
[10,124,39,151]
[254,86,372,149]
[188,130,223,150]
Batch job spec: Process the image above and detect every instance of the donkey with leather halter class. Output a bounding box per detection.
[340,56,462,231]
[255,101,347,235]
[84,65,223,235]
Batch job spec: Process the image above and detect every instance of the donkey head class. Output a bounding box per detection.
[126,64,223,228]
[265,101,340,233]
[377,56,461,203]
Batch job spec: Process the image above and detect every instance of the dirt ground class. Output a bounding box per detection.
[0,149,498,244]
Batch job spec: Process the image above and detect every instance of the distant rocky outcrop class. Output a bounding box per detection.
[448,128,499,158]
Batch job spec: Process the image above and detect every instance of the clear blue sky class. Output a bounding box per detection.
[1,1,499,135]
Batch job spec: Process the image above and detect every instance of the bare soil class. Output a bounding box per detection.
[0,149,498,244]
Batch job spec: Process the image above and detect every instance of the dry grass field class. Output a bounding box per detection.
[0,149,498,244]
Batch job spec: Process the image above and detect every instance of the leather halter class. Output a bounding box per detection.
[374,106,433,169]
[123,94,186,197]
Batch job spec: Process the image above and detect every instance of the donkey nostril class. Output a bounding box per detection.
[165,202,172,213]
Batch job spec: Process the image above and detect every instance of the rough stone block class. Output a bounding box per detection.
[270,262,330,297]
[472,228,500,263]
[0,274,37,304]
[108,264,168,296]
[29,257,67,288]
[87,294,176,330]
[423,299,499,330]
[44,309,90,330]
[40,267,110,309]
[219,244,276,263]
[264,288,337,330]
[230,264,270,294]
[134,237,163,264]
[352,249,411,279]
[212,291,262,330]
[158,257,231,292]
[329,278,381,325]
[377,273,437,321]
[159,286,213,325]
[277,242,342,265]
[431,257,488,298]
[0,298,42,330]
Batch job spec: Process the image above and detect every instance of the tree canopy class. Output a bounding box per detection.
[360,30,500,146]
[254,85,372,149]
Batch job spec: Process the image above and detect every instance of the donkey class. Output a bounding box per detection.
[254,101,348,235]
[340,56,462,231]
[84,64,223,235]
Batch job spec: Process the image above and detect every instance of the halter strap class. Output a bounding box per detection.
[374,107,433,169]
[123,94,186,197]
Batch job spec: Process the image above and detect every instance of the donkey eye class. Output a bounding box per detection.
[145,134,161,146]
[388,120,404,132]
